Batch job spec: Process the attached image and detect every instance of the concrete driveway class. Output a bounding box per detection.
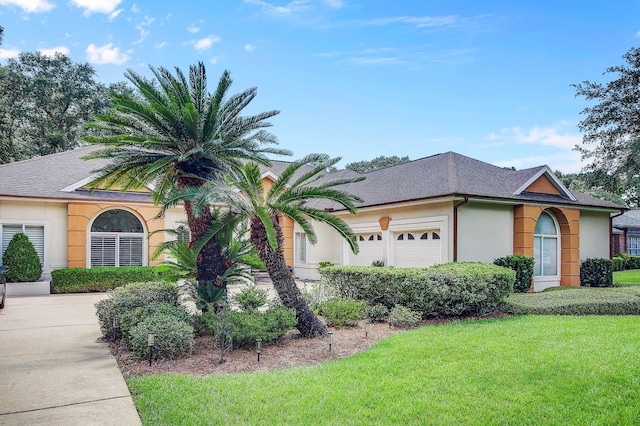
[0,294,141,426]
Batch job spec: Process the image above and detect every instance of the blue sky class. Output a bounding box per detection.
[0,0,638,172]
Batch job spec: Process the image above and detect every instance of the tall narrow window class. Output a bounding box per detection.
[534,211,558,277]
[295,232,307,264]
[90,209,145,267]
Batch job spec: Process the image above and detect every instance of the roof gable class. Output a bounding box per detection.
[513,166,577,201]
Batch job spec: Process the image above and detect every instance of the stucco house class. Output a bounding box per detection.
[292,152,624,292]
[0,148,624,292]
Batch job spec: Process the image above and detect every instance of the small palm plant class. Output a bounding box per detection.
[153,212,264,310]
[182,154,364,337]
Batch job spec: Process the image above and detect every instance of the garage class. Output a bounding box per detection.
[349,233,383,266]
[393,230,441,268]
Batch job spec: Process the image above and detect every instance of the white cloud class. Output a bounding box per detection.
[244,43,256,52]
[37,45,70,56]
[364,15,458,28]
[108,8,123,20]
[130,3,139,13]
[70,0,121,15]
[635,31,640,38]
[244,0,312,17]
[485,122,580,150]
[210,57,220,65]
[85,43,130,64]
[133,15,154,44]
[187,24,201,33]
[484,122,586,173]
[190,35,221,52]
[0,47,20,59]
[155,41,167,49]
[0,0,54,13]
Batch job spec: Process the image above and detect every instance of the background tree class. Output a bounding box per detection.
[555,169,626,206]
[85,63,290,296]
[345,155,410,173]
[573,47,640,206]
[191,154,364,337]
[0,51,114,163]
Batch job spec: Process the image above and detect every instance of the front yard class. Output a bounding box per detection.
[128,315,640,425]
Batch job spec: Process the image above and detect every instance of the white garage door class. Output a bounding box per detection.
[349,233,383,266]
[394,230,441,268]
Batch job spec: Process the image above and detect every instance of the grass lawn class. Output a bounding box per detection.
[128,316,640,425]
[614,269,640,285]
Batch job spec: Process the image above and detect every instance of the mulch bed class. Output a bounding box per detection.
[110,314,508,378]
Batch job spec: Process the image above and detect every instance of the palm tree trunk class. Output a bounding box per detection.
[250,216,327,337]
[183,199,227,286]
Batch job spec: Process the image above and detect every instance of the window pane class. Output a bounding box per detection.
[543,238,558,276]
[119,236,143,266]
[534,236,541,276]
[91,235,116,267]
[91,210,143,233]
[295,233,306,264]
[534,212,557,235]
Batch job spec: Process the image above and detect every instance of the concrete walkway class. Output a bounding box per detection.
[0,294,141,426]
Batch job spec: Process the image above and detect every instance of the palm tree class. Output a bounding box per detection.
[84,62,290,288]
[188,154,364,337]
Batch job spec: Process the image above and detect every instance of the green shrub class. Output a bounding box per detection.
[320,263,515,318]
[320,299,366,327]
[95,281,180,338]
[504,286,640,315]
[612,256,624,272]
[232,284,268,313]
[580,258,613,288]
[129,313,194,359]
[388,305,422,328]
[119,303,192,346]
[371,260,385,267]
[494,254,534,293]
[617,253,640,270]
[201,307,297,348]
[2,232,42,282]
[52,266,165,293]
[318,261,334,268]
[365,303,388,322]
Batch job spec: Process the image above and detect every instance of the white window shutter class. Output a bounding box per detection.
[91,235,117,267]
[118,236,144,266]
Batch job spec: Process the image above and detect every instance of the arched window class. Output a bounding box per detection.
[534,211,558,277]
[90,209,145,267]
[420,233,428,240]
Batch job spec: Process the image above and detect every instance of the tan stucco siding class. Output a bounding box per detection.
[579,210,611,260]
[457,202,514,263]
[67,202,164,268]
[0,200,68,274]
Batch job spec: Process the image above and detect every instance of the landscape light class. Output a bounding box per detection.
[328,331,334,353]
[365,319,371,338]
[256,338,262,363]
[147,330,155,366]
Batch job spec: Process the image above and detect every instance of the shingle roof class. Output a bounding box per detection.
[319,152,624,211]
[0,148,625,211]
[613,210,640,228]
[0,146,150,202]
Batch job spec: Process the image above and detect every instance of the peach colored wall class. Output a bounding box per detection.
[526,176,561,195]
[513,205,580,288]
[67,202,164,268]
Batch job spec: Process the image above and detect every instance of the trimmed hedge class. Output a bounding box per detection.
[319,262,515,318]
[52,266,165,293]
[614,253,640,270]
[494,254,534,293]
[580,258,613,288]
[504,286,640,315]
